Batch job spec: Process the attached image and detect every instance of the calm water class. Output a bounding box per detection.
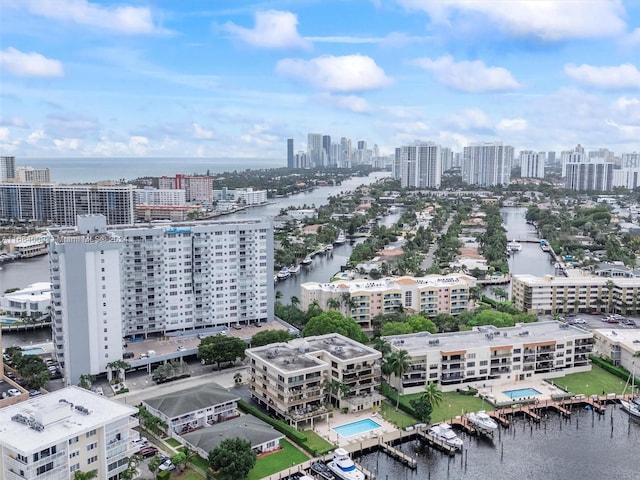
[18,157,284,183]
[357,409,640,479]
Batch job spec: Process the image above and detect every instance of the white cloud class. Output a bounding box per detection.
[222,10,311,49]
[276,54,392,92]
[22,0,163,35]
[193,123,215,139]
[0,47,63,77]
[411,55,519,92]
[398,0,626,41]
[442,108,492,131]
[129,135,149,155]
[240,123,279,148]
[564,63,640,89]
[0,116,29,128]
[605,119,640,139]
[27,130,47,145]
[53,138,80,150]
[313,93,371,113]
[0,127,10,142]
[497,118,528,132]
[626,28,640,46]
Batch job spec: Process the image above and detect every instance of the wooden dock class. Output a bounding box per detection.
[415,429,457,456]
[380,441,417,469]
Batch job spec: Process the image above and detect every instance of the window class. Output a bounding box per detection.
[70,464,80,473]
[87,442,98,451]
[70,451,80,459]
[88,455,98,464]
[69,436,79,445]
[36,462,54,475]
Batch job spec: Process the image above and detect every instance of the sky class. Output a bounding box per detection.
[1,0,640,159]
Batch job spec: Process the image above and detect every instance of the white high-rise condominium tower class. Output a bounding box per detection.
[565,156,614,191]
[561,144,585,177]
[49,215,124,386]
[520,151,546,179]
[399,142,442,188]
[622,153,640,168]
[307,133,323,168]
[0,156,15,181]
[462,142,513,186]
[50,215,274,385]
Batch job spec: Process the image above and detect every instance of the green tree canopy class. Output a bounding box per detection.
[198,335,247,369]
[208,438,257,480]
[406,315,437,334]
[380,322,413,336]
[303,310,368,343]
[14,355,50,389]
[250,329,296,347]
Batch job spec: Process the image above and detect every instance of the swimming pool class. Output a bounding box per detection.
[21,347,46,355]
[333,418,382,437]
[503,387,542,399]
[0,317,20,325]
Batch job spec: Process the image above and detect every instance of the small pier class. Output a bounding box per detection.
[380,441,417,469]
[415,429,457,456]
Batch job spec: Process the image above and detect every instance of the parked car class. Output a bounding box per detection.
[136,446,158,458]
[232,323,242,330]
[574,318,586,324]
[159,460,176,471]
[607,317,619,323]
[7,389,21,397]
[624,319,636,326]
[565,313,577,318]
[29,389,42,397]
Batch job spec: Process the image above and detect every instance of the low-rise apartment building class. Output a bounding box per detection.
[300,274,474,330]
[512,274,640,315]
[385,321,593,394]
[0,386,138,480]
[246,333,382,428]
[592,328,640,372]
[0,282,51,319]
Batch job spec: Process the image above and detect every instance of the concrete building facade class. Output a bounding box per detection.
[300,274,475,331]
[385,321,593,394]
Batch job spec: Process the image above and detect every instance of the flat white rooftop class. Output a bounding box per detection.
[0,386,137,454]
[593,328,640,353]
[385,321,590,354]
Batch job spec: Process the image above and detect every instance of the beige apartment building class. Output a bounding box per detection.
[592,328,640,372]
[246,333,382,428]
[385,321,593,394]
[300,274,475,331]
[0,386,138,480]
[512,274,640,315]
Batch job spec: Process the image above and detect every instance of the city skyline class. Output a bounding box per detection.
[1,0,639,160]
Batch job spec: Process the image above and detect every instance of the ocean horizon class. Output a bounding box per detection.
[13,157,285,184]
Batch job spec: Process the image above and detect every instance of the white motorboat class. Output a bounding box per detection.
[288,264,301,274]
[326,448,365,480]
[277,267,290,279]
[325,244,334,251]
[428,423,464,450]
[302,255,312,265]
[466,411,499,433]
[334,229,346,245]
[507,239,522,252]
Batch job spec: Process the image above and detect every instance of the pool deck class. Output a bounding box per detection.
[313,410,398,447]
[477,379,564,405]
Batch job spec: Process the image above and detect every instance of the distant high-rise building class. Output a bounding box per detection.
[307,133,323,168]
[15,166,51,183]
[357,140,367,150]
[622,153,640,169]
[322,135,332,167]
[547,151,556,166]
[441,147,454,172]
[295,151,307,169]
[159,174,213,203]
[519,151,546,179]
[287,138,294,169]
[462,142,512,186]
[399,142,442,189]
[0,156,15,181]
[565,157,614,191]
[340,137,352,168]
[561,144,585,177]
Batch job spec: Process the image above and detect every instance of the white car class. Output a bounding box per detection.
[574,318,586,324]
[158,460,176,472]
[7,388,21,397]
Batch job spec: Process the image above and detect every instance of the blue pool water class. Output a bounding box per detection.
[1,317,20,325]
[503,387,542,399]
[333,418,382,437]
[21,347,46,355]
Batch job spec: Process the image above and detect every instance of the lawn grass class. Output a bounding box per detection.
[301,429,335,454]
[188,454,209,474]
[166,437,181,448]
[379,400,418,428]
[430,392,489,423]
[172,469,205,480]
[246,439,309,480]
[550,363,631,396]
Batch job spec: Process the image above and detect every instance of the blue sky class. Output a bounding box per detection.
[1,0,639,159]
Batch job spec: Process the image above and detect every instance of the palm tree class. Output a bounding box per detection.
[105,360,130,384]
[290,296,300,309]
[420,381,443,409]
[73,470,97,480]
[119,455,142,480]
[606,280,615,313]
[233,372,243,384]
[326,298,341,310]
[388,349,410,408]
[182,445,197,470]
[373,337,391,356]
[275,290,283,303]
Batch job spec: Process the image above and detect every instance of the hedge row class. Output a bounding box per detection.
[237,399,307,444]
[590,355,639,385]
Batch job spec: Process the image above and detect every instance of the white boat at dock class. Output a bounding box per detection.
[466,411,499,433]
[334,229,346,245]
[507,239,522,252]
[288,264,301,274]
[302,255,312,265]
[428,423,463,450]
[326,448,365,480]
[277,267,291,279]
